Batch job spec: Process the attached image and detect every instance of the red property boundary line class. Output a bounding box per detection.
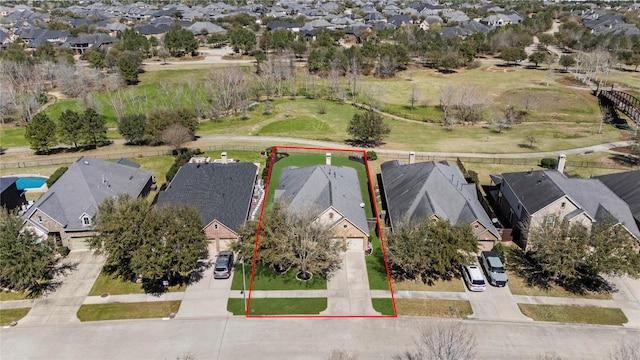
[246,145,397,318]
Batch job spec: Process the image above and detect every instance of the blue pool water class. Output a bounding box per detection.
[16,177,47,190]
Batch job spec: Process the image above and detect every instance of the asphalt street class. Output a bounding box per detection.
[1,315,638,359]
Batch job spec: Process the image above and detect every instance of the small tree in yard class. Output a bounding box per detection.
[81,108,108,148]
[25,113,57,154]
[0,208,56,293]
[529,51,549,67]
[346,110,391,147]
[58,110,83,149]
[523,219,640,293]
[386,218,478,284]
[408,85,421,110]
[118,113,147,145]
[395,322,477,360]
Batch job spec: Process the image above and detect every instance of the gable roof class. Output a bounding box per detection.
[274,165,368,235]
[496,169,640,238]
[24,156,152,232]
[156,162,257,232]
[0,177,19,194]
[380,160,499,239]
[594,170,640,227]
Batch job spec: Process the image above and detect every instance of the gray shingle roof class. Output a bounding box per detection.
[274,165,368,235]
[380,160,499,239]
[595,170,640,226]
[0,177,18,194]
[499,170,640,238]
[156,162,257,232]
[24,156,152,232]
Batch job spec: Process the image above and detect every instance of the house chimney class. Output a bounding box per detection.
[221,152,227,164]
[326,153,331,165]
[557,154,566,174]
[409,151,415,164]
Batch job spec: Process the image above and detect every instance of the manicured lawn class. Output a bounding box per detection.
[518,304,627,325]
[0,127,27,148]
[0,290,31,301]
[227,298,327,316]
[231,262,327,291]
[0,308,31,326]
[395,299,473,318]
[372,298,396,316]
[130,155,174,186]
[366,233,392,291]
[77,301,181,321]
[88,272,186,296]
[392,278,465,292]
[507,271,612,300]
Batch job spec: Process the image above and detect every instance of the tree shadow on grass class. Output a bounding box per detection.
[505,247,552,290]
[345,139,384,148]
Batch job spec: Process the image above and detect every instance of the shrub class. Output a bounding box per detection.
[492,243,506,263]
[540,157,558,169]
[467,60,482,69]
[58,246,70,257]
[46,166,68,187]
[366,150,378,161]
[166,149,198,182]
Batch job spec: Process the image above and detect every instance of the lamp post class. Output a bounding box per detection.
[240,257,247,314]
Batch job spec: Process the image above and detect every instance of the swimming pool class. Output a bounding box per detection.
[16,176,47,190]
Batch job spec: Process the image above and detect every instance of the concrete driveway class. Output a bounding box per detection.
[19,251,105,325]
[466,283,532,322]
[176,244,233,318]
[320,249,380,316]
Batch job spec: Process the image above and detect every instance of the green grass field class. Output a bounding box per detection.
[88,272,186,296]
[372,298,396,315]
[77,301,181,321]
[0,308,31,326]
[0,290,31,301]
[518,304,627,325]
[231,262,327,291]
[395,299,473,317]
[227,297,327,316]
[366,232,392,291]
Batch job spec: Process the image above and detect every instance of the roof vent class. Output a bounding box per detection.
[360,203,365,208]
[83,160,90,165]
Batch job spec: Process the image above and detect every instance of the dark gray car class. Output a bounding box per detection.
[213,251,234,279]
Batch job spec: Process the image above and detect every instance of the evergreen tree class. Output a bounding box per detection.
[0,209,56,292]
[346,110,391,147]
[25,112,57,154]
[81,108,107,148]
[58,110,83,149]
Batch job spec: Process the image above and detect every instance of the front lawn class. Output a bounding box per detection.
[518,304,627,326]
[366,233,392,291]
[396,299,472,318]
[0,308,31,326]
[372,298,396,316]
[231,262,327,291]
[0,290,31,301]
[507,271,612,300]
[77,301,181,321]
[227,298,327,316]
[88,272,186,296]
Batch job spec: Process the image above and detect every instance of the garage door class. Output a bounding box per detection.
[69,237,89,251]
[346,238,364,251]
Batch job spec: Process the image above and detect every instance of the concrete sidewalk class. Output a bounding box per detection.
[84,292,184,305]
[231,290,328,298]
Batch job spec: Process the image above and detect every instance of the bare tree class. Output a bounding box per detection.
[409,85,421,110]
[207,67,247,115]
[360,84,383,109]
[438,84,488,126]
[610,337,640,360]
[346,56,360,103]
[395,321,477,360]
[160,123,193,150]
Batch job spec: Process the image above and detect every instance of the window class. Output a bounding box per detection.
[545,216,556,227]
[82,216,91,226]
[328,212,334,220]
[561,202,566,209]
[38,216,42,222]
[214,224,218,230]
[343,224,348,229]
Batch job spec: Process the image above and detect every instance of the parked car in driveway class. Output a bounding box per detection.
[213,251,234,279]
[461,264,486,292]
[480,251,508,287]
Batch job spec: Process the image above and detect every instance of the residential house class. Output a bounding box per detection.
[23,156,153,250]
[0,177,26,211]
[490,169,640,248]
[64,33,115,54]
[156,160,258,252]
[595,170,640,229]
[187,21,226,35]
[380,159,500,250]
[274,159,370,251]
